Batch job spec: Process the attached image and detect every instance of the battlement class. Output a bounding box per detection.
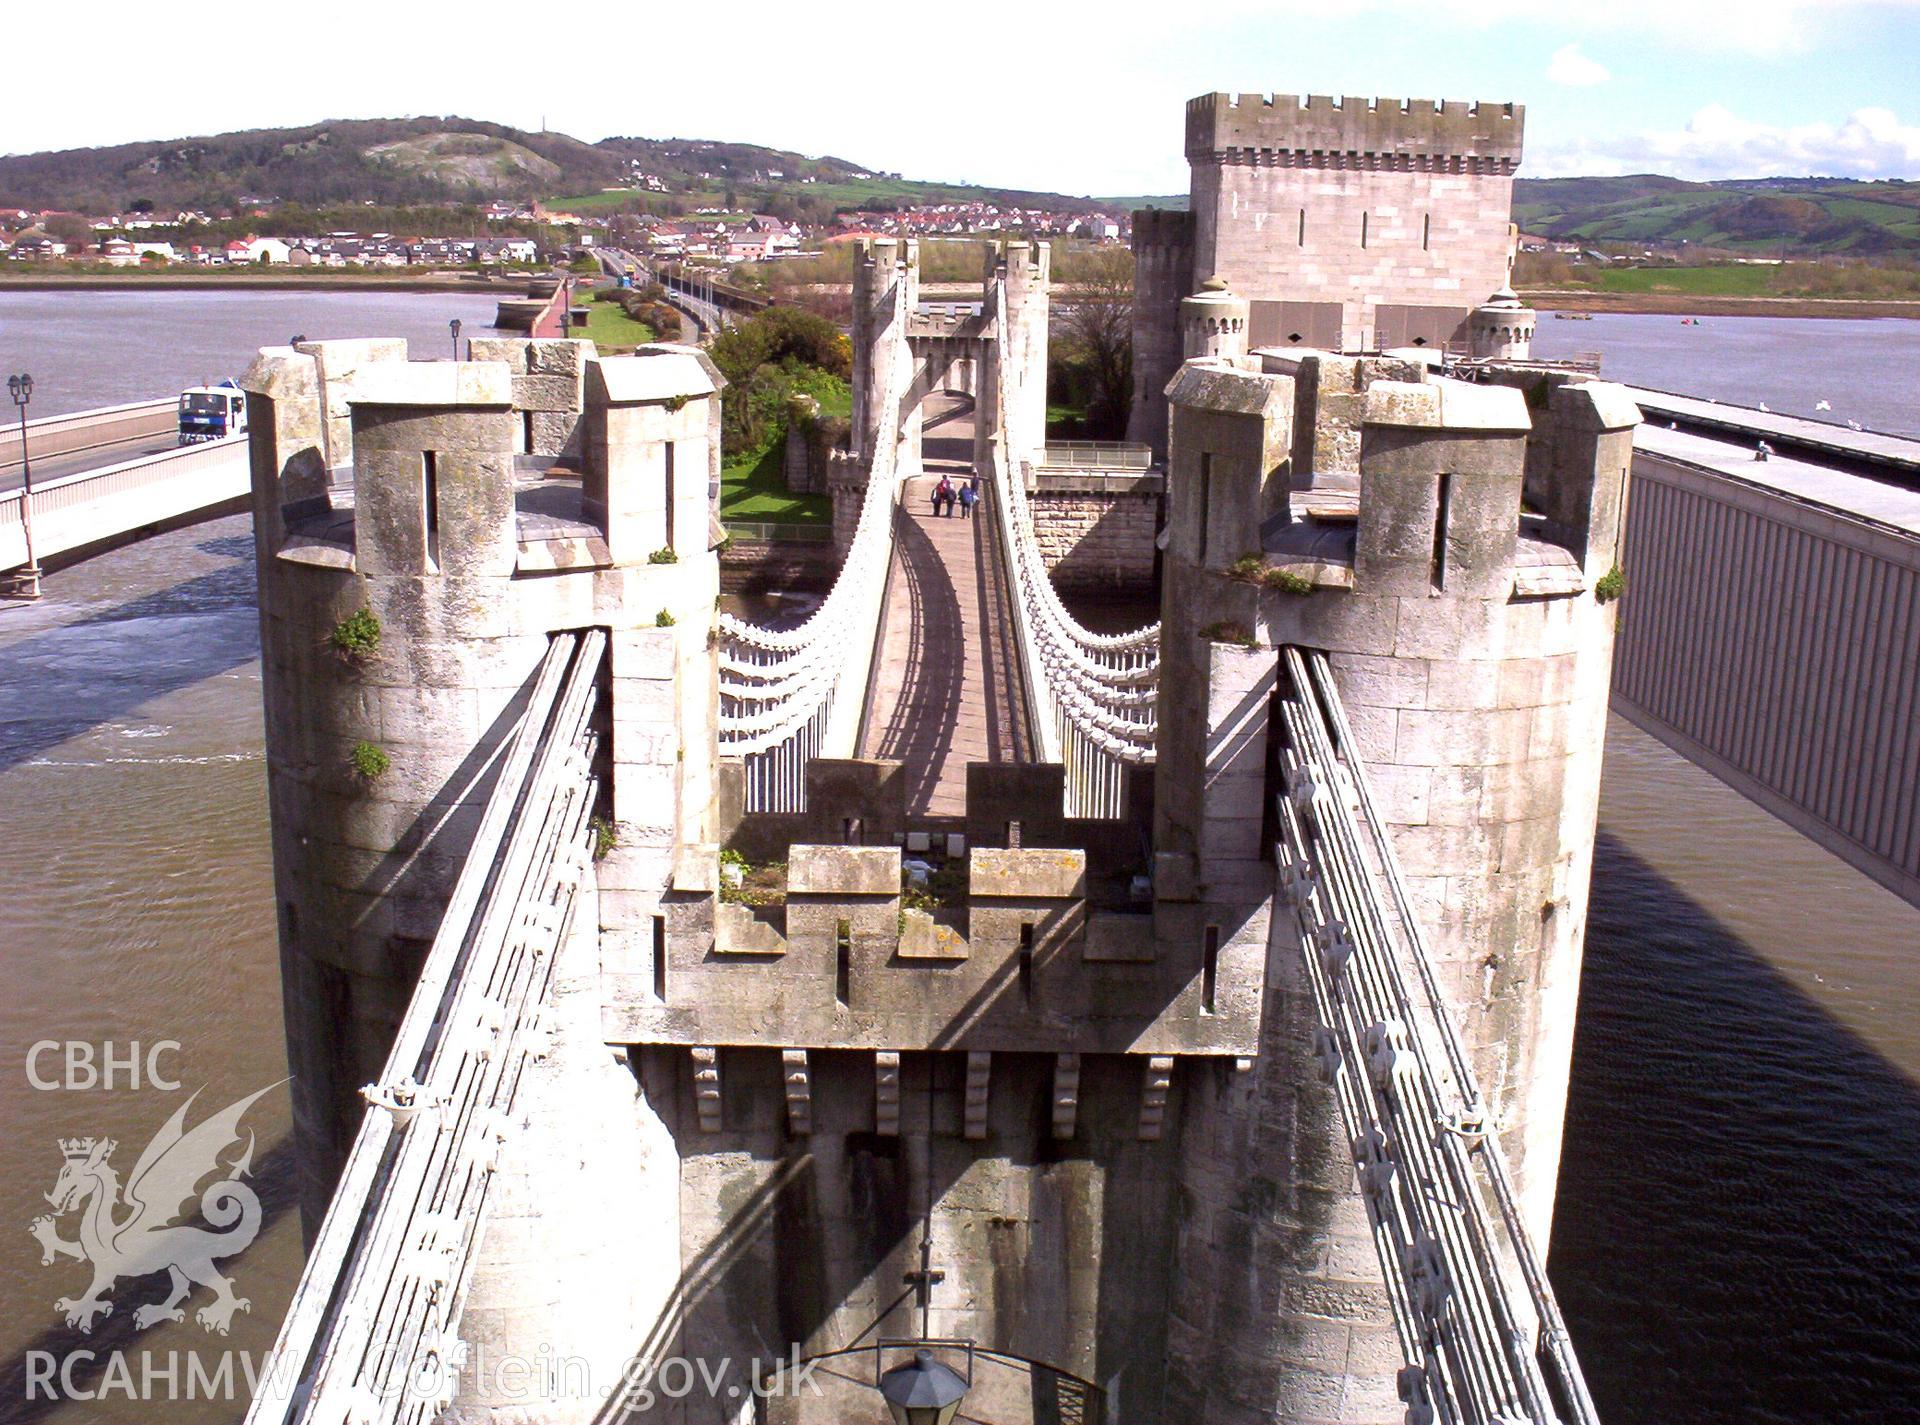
[1131,208,1196,250]
[1163,354,1638,601]
[991,236,1050,288]
[1186,91,1524,168]
[242,339,723,576]
[605,830,1258,1055]
[854,235,920,276]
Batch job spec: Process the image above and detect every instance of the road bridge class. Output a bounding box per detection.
[0,422,249,583]
[0,395,181,483]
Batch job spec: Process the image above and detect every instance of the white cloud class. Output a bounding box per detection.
[1546,43,1610,87]
[1528,105,1920,180]
[1218,0,1920,56]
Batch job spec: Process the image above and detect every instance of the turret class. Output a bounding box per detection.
[995,238,1051,466]
[1180,275,1249,362]
[850,237,918,459]
[1469,285,1537,360]
[242,338,727,1423]
[1152,347,1637,1419]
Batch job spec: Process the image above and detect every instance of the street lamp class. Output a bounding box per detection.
[876,1349,969,1425]
[449,317,463,361]
[6,372,41,600]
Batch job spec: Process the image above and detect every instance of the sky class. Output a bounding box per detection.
[4,0,1918,195]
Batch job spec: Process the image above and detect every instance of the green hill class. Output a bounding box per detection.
[7,122,1913,255]
[1513,175,1920,255]
[0,120,1110,222]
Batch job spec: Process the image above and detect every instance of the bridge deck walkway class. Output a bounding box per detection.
[860,405,1031,817]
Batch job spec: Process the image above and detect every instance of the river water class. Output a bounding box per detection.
[0,289,505,417]
[1,302,1916,1424]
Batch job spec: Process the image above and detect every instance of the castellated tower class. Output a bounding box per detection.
[996,237,1052,463]
[1152,348,1636,1422]
[850,236,919,460]
[1126,209,1197,453]
[1132,93,1525,455]
[241,335,726,1419]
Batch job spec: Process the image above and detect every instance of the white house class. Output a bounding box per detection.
[244,236,293,264]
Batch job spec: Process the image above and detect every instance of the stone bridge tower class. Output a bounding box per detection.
[1151,346,1636,1420]
[1132,93,1526,456]
[242,336,729,1418]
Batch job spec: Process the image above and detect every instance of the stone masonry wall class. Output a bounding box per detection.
[630,1047,1185,1425]
[1028,477,1162,590]
[1192,162,1516,351]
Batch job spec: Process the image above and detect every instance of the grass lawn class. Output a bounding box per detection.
[721,442,830,525]
[578,295,657,350]
[1595,265,1780,297]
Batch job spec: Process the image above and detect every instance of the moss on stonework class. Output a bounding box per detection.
[1594,564,1626,604]
[330,606,381,657]
[1200,620,1257,648]
[349,740,390,780]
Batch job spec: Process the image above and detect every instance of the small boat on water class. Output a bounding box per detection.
[1553,311,1594,321]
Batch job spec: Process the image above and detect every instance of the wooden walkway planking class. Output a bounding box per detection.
[860,406,1031,817]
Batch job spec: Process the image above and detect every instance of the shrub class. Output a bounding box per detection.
[1228,553,1266,582]
[1200,621,1257,648]
[330,606,381,657]
[648,547,679,564]
[349,740,390,780]
[589,816,618,861]
[1594,564,1626,604]
[1263,567,1313,595]
[656,609,676,627]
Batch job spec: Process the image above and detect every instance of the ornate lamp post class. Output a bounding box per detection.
[6,372,41,600]
[449,317,463,361]
[876,1349,969,1425]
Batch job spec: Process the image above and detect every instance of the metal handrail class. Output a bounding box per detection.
[245,632,606,1425]
[1275,645,1600,1425]
[1037,440,1153,470]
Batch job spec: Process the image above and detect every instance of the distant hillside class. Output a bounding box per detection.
[1513,174,1920,255]
[11,122,1911,254]
[0,118,629,211]
[1098,178,1920,256]
[0,120,1111,220]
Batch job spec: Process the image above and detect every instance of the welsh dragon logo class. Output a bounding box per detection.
[30,1083,277,1336]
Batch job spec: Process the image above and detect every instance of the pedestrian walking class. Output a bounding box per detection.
[958,482,977,519]
[934,476,954,516]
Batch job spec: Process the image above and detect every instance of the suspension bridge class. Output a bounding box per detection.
[228,240,1613,1425]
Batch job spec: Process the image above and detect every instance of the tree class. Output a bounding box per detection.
[43,212,93,249]
[1054,246,1134,440]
